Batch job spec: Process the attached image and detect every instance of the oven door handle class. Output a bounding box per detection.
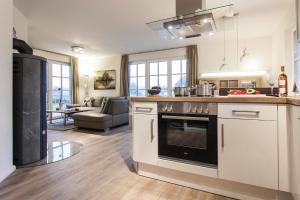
[161,115,209,121]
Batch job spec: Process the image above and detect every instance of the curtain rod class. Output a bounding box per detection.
[128,45,191,56]
[34,48,71,57]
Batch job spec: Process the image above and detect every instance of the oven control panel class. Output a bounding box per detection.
[158,102,217,115]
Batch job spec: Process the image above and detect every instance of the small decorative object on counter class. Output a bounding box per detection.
[278,66,288,97]
[147,86,161,96]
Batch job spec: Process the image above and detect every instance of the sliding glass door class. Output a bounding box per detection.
[48,61,72,110]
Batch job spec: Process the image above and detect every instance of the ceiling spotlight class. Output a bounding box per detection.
[168,25,173,30]
[71,46,84,54]
[209,32,215,36]
[179,36,184,40]
[203,18,209,23]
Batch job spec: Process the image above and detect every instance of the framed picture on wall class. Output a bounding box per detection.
[94,70,116,90]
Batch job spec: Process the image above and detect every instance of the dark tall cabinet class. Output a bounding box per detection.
[13,53,48,166]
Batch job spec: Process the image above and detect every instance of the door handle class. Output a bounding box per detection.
[150,119,154,142]
[221,124,225,150]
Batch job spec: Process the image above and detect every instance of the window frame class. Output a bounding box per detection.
[129,62,147,97]
[47,60,72,110]
[128,56,187,97]
[171,58,187,90]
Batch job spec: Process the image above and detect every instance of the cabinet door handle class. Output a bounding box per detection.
[221,124,225,149]
[135,107,153,113]
[150,119,154,142]
[232,110,260,116]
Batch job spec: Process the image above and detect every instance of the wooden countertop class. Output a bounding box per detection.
[130,96,300,106]
[287,97,300,106]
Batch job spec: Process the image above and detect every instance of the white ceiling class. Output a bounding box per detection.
[14,0,293,57]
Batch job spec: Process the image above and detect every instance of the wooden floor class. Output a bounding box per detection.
[0,126,233,200]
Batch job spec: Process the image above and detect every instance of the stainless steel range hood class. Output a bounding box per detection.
[176,0,206,17]
[147,2,234,40]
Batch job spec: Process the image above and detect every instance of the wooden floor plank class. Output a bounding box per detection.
[0,126,232,200]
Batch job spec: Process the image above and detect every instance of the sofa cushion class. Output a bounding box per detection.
[72,112,112,122]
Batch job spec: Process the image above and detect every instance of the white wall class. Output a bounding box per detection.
[33,49,70,63]
[271,6,296,92]
[78,55,121,102]
[128,37,273,78]
[13,6,28,42]
[198,36,273,74]
[0,0,15,182]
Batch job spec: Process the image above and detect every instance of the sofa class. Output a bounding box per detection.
[72,97,129,131]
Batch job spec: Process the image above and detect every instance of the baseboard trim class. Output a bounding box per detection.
[138,163,293,200]
[0,165,16,183]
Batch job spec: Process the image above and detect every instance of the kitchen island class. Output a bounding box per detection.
[130,96,300,200]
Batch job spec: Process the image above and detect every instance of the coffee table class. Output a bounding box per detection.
[47,108,91,126]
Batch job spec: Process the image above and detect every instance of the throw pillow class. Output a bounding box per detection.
[92,97,103,107]
[87,97,94,107]
[100,97,108,113]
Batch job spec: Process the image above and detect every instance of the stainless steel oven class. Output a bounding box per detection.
[158,102,218,167]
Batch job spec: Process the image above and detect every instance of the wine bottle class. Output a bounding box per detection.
[278,66,288,96]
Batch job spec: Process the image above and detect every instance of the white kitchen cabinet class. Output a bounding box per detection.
[218,104,278,190]
[132,103,158,165]
[290,105,300,200]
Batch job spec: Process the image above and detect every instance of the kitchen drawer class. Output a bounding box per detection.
[218,103,277,121]
[133,102,157,115]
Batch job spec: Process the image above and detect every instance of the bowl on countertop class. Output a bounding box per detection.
[147,86,161,96]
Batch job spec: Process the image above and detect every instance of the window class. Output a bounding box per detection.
[150,61,168,96]
[48,61,72,110]
[294,31,300,93]
[129,63,146,96]
[129,58,187,97]
[171,59,187,95]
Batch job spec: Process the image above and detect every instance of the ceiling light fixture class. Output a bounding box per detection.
[209,32,214,36]
[203,18,209,23]
[71,46,84,54]
[179,36,184,40]
[167,25,173,30]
